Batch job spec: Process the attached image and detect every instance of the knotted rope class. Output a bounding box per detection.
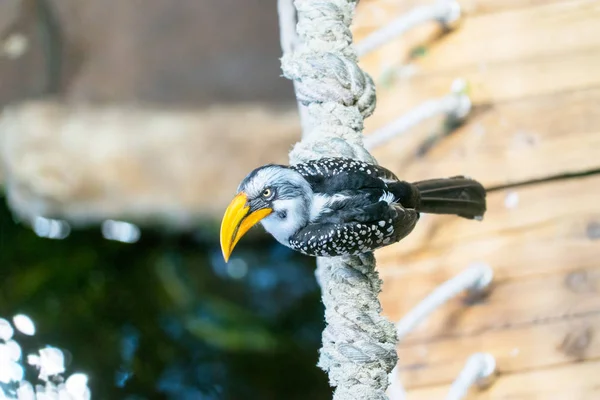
[280,1,398,398]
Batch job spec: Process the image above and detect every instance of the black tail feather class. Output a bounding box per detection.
[412,176,487,219]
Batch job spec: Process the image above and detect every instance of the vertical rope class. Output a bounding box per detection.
[280,1,398,398]
[277,0,312,133]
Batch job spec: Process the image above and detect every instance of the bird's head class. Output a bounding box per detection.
[220,164,312,262]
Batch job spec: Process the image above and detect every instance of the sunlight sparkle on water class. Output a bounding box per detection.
[0,315,91,399]
[12,315,35,336]
[101,220,141,243]
[33,217,71,240]
[15,382,34,400]
[6,340,22,361]
[0,320,14,341]
[37,347,66,380]
[65,374,90,399]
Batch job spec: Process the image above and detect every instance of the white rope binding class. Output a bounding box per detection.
[396,263,493,341]
[364,79,471,150]
[280,1,397,399]
[446,353,496,400]
[355,0,461,57]
[387,263,494,399]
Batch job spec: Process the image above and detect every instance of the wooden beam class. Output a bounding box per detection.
[382,264,600,344]
[459,0,569,16]
[397,312,600,389]
[416,0,600,74]
[0,102,299,227]
[354,1,600,398]
[379,176,600,336]
[376,174,600,269]
[406,360,600,399]
[354,0,443,58]
[355,0,567,29]
[365,48,600,132]
[356,1,600,76]
[377,212,600,310]
[372,87,600,195]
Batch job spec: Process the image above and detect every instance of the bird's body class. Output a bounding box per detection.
[220,157,486,261]
[285,158,418,256]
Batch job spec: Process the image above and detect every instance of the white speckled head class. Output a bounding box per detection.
[237,165,313,245]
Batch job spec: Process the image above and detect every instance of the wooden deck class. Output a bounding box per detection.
[353,0,600,398]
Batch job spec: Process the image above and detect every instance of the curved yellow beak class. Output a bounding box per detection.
[220,192,272,262]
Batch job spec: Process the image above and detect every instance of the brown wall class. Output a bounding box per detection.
[1,0,296,107]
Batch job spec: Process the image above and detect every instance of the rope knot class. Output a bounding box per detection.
[282,52,376,118]
[295,0,355,56]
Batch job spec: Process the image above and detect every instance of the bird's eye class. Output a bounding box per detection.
[262,188,272,198]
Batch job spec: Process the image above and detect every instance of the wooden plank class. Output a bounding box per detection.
[383,180,600,387]
[352,0,568,30]
[416,0,600,74]
[354,1,600,398]
[354,0,568,30]
[378,213,600,310]
[406,360,600,399]
[372,87,600,192]
[365,49,600,132]
[0,102,300,226]
[382,265,600,344]
[353,0,442,48]
[458,0,569,16]
[378,176,600,322]
[376,174,600,268]
[397,312,600,389]
[356,1,600,76]
[379,178,600,340]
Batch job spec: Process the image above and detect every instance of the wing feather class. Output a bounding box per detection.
[291,157,399,193]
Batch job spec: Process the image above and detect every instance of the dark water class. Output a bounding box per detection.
[0,201,331,399]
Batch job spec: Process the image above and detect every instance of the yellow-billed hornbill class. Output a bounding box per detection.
[220,157,486,262]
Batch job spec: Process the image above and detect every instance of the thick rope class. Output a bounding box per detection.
[280,1,398,399]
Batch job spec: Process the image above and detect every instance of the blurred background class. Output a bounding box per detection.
[1,0,599,399]
[0,0,329,399]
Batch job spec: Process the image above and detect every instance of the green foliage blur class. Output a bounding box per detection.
[0,198,330,399]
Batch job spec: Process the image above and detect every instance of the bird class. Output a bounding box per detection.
[220,157,486,262]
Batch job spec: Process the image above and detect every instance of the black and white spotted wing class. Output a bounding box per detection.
[288,202,419,257]
[291,157,399,193]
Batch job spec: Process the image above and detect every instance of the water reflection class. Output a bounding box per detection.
[0,314,91,399]
[101,221,141,244]
[0,202,329,399]
[12,316,35,336]
[33,218,71,240]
